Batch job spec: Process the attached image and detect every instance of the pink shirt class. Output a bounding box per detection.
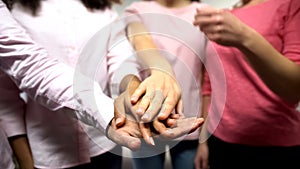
[204,0,300,146]
[9,0,134,168]
[0,72,26,137]
[125,1,207,140]
[0,127,14,169]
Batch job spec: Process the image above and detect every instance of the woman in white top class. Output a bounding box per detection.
[6,0,126,168]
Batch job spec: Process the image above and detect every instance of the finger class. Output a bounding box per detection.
[201,24,223,34]
[170,113,180,119]
[139,123,155,146]
[165,113,181,127]
[113,96,126,127]
[194,11,223,28]
[152,119,168,134]
[196,7,221,16]
[175,99,184,117]
[130,83,146,104]
[136,88,155,116]
[157,96,177,121]
[165,118,176,127]
[194,157,201,169]
[205,32,222,42]
[141,90,164,122]
[107,124,141,151]
[187,118,205,134]
[161,118,204,139]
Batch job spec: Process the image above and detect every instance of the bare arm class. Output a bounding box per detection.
[126,22,183,122]
[239,29,300,102]
[194,6,300,102]
[9,135,34,169]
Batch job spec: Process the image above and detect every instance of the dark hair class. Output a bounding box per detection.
[3,0,13,9]
[3,0,112,15]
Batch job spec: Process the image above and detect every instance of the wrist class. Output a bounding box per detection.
[150,66,175,77]
[239,26,258,50]
[119,74,140,94]
[105,118,113,139]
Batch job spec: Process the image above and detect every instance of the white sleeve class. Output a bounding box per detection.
[0,1,113,132]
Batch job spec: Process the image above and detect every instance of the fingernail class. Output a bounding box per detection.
[141,114,149,122]
[137,108,144,116]
[158,112,165,118]
[131,96,137,102]
[116,118,122,126]
[149,137,155,146]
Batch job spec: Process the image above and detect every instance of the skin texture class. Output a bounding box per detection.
[9,135,34,169]
[193,4,300,102]
[127,22,183,122]
[126,22,184,145]
[111,74,204,148]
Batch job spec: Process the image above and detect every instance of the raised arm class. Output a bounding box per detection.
[193,5,300,103]
[126,21,183,122]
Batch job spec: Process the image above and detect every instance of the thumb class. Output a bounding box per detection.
[114,96,126,127]
[107,125,141,151]
[175,99,185,118]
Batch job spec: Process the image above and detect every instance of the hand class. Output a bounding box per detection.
[193,6,250,47]
[115,74,158,146]
[130,69,183,123]
[114,77,203,146]
[194,142,210,169]
[107,113,142,151]
[155,116,204,140]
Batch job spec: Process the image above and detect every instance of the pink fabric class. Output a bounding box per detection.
[8,0,133,168]
[0,71,26,137]
[0,127,14,169]
[124,1,207,140]
[205,0,300,146]
[0,0,114,132]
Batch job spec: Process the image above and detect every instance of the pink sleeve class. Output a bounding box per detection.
[124,2,142,24]
[0,127,14,169]
[106,39,141,96]
[0,1,113,132]
[282,0,300,64]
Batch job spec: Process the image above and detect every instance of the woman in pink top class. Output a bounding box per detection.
[124,0,207,168]
[194,0,300,169]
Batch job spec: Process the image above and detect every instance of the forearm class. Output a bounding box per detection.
[8,135,34,169]
[127,22,174,75]
[239,28,300,102]
[201,95,210,120]
[199,95,210,143]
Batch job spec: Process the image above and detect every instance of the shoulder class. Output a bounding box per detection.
[125,1,155,10]
[189,2,209,9]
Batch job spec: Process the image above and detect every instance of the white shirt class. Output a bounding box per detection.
[0,1,135,167]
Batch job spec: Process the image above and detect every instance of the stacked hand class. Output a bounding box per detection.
[107,73,204,150]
